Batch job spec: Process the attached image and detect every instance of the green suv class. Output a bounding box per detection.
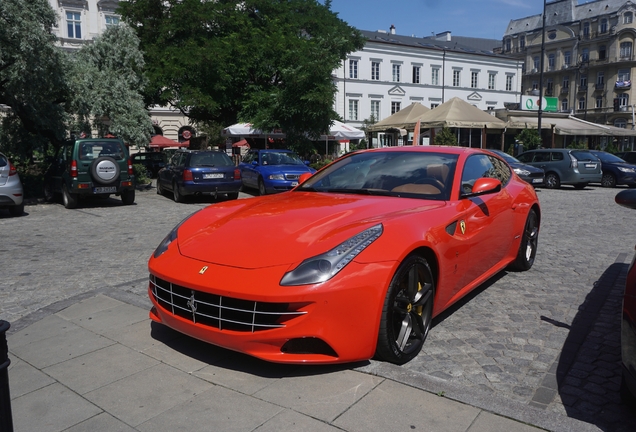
[44,138,135,209]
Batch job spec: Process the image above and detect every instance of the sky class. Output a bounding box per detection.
[325,0,549,40]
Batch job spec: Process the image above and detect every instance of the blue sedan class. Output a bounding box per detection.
[590,150,636,188]
[239,149,315,195]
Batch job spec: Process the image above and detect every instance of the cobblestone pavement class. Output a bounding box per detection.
[2,182,635,431]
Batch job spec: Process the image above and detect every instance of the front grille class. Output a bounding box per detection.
[149,275,306,332]
[285,174,300,181]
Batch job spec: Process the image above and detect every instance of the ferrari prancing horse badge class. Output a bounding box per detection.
[460,220,466,234]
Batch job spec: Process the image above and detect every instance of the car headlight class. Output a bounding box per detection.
[280,224,383,286]
[514,168,531,176]
[153,211,200,258]
[268,174,285,180]
[619,167,636,173]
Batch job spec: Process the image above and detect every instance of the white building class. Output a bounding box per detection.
[333,27,523,135]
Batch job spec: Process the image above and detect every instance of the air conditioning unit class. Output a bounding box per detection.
[530,68,538,73]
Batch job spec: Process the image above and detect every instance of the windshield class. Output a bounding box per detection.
[490,150,519,164]
[297,150,458,201]
[592,151,626,163]
[261,151,304,166]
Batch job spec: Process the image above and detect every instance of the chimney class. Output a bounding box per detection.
[390,24,396,35]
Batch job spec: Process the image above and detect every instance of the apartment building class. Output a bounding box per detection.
[503,0,636,129]
[333,28,523,133]
[47,0,195,144]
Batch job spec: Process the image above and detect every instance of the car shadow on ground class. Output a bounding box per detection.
[552,261,636,432]
[148,321,369,378]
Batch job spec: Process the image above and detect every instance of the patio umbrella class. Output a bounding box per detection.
[416,97,506,129]
[148,135,181,148]
[221,123,285,139]
[367,102,431,133]
[320,120,366,140]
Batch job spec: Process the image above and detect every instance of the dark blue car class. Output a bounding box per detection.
[239,149,315,195]
[590,150,636,188]
[156,150,242,202]
[489,149,545,187]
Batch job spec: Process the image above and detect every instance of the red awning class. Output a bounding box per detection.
[149,135,181,148]
[232,139,250,148]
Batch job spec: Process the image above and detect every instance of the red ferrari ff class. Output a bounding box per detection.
[148,146,540,365]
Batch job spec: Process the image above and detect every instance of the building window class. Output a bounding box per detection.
[391,101,401,114]
[349,59,358,79]
[620,42,633,60]
[505,38,511,51]
[431,68,440,86]
[564,51,571,66]
[533,56,539,71]
[412,66,420,84]
[66,11,82,39]
[595,96,603,108]
[471,71,478,88]
[453,70,461,87]
[597,71,604,85]
[563,75,570,89]
[578,97,586,111]
[371,100,380,121]
[581,48,589,63]
[618,68,631,83]
[546,79,553,95]
[619,93,629,107]
[599,45,606,60]
[600,19,608,34]
[488,73,496,90]
[520,35,525,49]
[392,64,401,82]
[583,22,590,38]
[561,99,568,112]
[371,62,380,81]
[348,100,359,121]
[615,118,627,128]
[506,75,513,91]
[625,12,633,24]
[532,81,538,91]
[105,15,119,28]
[548,53,555,71]
[580,74,587,87]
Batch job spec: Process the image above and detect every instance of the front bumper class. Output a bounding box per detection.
[147,256,395,364]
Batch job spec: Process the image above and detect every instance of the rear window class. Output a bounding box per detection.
[79,141,125,160]
[189,152,233,167]
[0,155,7,167]
[570,151,597,162]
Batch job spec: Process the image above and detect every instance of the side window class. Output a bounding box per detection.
[516,153,532,163]
[488,156,511,184]
[534,152,551,163]
[551,152,564,161]
[461,155,495,194]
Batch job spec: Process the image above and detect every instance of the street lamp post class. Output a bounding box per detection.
[538,0,547,144]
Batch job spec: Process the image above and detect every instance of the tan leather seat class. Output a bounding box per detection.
[392,184,441,194]
[427,164,449,185]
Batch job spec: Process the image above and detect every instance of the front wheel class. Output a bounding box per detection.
[601,173,616,188]
[258,178,267,196]
[43,181,56,203]
[544,173,560,189]
[375,255,435,365]
[509,209,539,271]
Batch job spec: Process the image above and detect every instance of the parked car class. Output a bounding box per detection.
[589,150,636,188]
[488,149,544,186]
[239,149,315,195]
[616,151,636,165]
[156,150,241,202]
[148,146,540,365]
[0,152,24,216]
[516,148,602,189]
[614,189,636,405]
[43,138,135,209]
[131,152,166,178]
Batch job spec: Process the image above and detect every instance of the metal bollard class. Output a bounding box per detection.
[0,321,13,432]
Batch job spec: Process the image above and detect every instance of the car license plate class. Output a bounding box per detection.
[532,178,543,183]
[203,173,224,179]
[585,163,597,169]
[94,186,117,193]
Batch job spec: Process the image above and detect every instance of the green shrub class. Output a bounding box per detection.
[133,164,151,184]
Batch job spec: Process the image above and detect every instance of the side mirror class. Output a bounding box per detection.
[463,178,502,198]
[252,160,259,166]
[298,172,313,184]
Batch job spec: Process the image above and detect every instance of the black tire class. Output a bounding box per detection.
[8,203,24,217]
[544,172,560,189]
[258,178,267,196]
[90,156,120,185]
[62,184,78,209]
[43,181,56,203]
[573,183,588,190]
[173,181,184,203]
[121,189,135,205]
[601,173,616,188]
[375,255,435,365]
[227,192,239,200]
[156,178,164,195]
[509,209,539,271]
[620,372,636,407]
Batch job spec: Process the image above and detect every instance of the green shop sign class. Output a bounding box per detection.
[521,96,558,112]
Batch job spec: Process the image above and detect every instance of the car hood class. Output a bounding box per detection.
[177,192,445,269]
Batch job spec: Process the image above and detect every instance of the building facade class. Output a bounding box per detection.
[332,29,523,135]
[503,0,636,129]
[47,0,195,144]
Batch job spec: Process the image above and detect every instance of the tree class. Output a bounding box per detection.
[434,127,457,146]
[118,0,365,141]
[515,129,541,151]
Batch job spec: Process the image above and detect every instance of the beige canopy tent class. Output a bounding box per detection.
[367,102,430,133]
[503,114,636,137]
[416,97,506,129]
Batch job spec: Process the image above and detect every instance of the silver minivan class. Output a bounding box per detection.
[516,149,602,189]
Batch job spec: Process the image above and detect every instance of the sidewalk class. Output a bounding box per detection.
[5,289,601,432]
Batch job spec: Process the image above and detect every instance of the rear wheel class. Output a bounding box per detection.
[601,173,616,188]
[8,203,24,217]
[62,184,78,209]
[227,192,239,200]
[173,181,183,203]
[510,209,539,271]
[544,173,560,189]
[121,189,135,205]
[375,255,435,365]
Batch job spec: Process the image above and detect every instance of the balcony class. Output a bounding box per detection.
[594,83,605,91]
[616,80,631,89]
[561,87,570,94]
[578,85,588,93]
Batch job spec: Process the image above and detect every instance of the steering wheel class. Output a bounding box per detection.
[415,177,446,191]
